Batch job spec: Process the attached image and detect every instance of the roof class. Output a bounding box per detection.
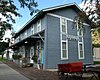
[14,3,82,38]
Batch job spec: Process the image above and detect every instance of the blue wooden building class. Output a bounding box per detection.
[10,3,93,70]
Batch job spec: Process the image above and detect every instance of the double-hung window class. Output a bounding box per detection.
[25,30,27,37]
[60,17,68,60]
[37,20,41,32]
[77,24,84,59]
[31,24,34,34]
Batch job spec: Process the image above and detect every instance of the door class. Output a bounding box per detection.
[30,46,34,63]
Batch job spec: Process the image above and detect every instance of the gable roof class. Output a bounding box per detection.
[14,3,82,38]
[42,2,82,12]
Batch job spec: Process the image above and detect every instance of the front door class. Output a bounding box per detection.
[30,46,34,63]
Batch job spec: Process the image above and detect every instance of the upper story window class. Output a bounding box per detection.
[25,30,27,37]
[61,18,66,34]
[60,17,68,60]
[77,23,84,59]
[37,19,41,32]
[31,24,34,34]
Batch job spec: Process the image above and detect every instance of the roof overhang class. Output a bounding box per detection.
[10,30,45,50]
[13,3,83,38]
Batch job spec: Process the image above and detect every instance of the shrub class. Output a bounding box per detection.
[12,54,22,60]
[32,53,38,63]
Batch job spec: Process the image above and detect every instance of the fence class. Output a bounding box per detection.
[93,48,100,61]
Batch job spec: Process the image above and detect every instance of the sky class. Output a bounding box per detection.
[13,0,82,32]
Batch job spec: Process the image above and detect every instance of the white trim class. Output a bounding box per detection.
[47,13,60,18]
[47,13,89,26]
[60,17,62,60]
[60,17,68,60]
[43,3,82,12]
[37,19,41,32]
[30,46,34,63]
[77,22,84,59]
[38,33,44,43]
[24,30,27,37]
[31,24,34,34]
[78,42,84,59]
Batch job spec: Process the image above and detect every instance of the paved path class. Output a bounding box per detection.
[0,61,30,80]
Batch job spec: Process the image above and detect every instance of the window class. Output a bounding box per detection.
[62,42,68,59]
[77,23,84,59]
[60,17,68,60]
[61,18,66,34]
[25,30,27,37]
[37,20,41,32]
[31,24,34,34]
[79,29,83,36]
[79,43,84,58]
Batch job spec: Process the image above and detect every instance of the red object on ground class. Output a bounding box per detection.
[58,62,83,73]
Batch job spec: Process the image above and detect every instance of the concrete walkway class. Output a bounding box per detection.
[0,61,30,80]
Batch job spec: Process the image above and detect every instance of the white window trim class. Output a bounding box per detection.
[47,13,89,26]
[60,17,68,60]
[31,24,34,34]
[25,30,27,37]
[37,19,41,32]
[77,22,84,59]
[78,42,84,59]
[48,13,86,59]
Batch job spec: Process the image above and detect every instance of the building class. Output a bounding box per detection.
[10,3,93,70]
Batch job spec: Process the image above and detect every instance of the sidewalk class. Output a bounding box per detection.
[0,61,30,80]
[1,61,98,80]
[2,61,59,80]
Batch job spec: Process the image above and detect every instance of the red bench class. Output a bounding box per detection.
[58,62,83,79]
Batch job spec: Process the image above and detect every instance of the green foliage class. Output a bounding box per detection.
[94,61,100,64]
[32,53,38,63]
[0,57,6,61]
[74,0,100,29]
[0,42,9,55]
[12,54,22,60]
[92,44,100,48]
[0,0,38,39]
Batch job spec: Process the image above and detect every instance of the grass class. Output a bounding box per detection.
[0,57,6,61]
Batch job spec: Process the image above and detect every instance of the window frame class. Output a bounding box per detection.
[37,19,41,32]
[31,24,34,34]
[60,17,68,60]
[77,22,84,59]
[24,30,27,37]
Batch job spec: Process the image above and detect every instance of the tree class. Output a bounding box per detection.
[74,0,99,29]
[0,0,38,39]
[0,42,9,57]
[82,0,100,28]
[73,0,100,46]
[80,0,100,45]
[0,42,8,54]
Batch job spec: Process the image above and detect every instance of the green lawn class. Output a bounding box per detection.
[0,57,6,61]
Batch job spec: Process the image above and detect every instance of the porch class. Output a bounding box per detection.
[9,31,45,69]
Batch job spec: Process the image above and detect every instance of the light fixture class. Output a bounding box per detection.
[25,41,28,43]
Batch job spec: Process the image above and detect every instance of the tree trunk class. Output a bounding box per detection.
[2,54,4,59]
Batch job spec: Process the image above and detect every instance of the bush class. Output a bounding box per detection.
[32,53,38,63]
[0,57,6,61]
[94,61,100,64]
[92,44,100,48]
